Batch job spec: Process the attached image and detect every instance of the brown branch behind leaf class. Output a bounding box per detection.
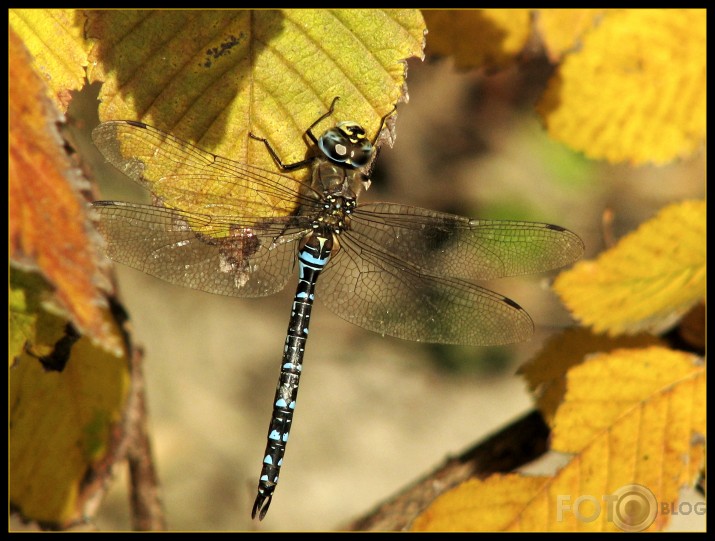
[344,409,550,531]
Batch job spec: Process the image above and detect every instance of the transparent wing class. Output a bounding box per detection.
[318,233,534,346]
[350,203,584,281]
[92,121,322,218]
[92,201,310,297]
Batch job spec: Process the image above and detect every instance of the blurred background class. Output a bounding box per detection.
[71,56,704,530]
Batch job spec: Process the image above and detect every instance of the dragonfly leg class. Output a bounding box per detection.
[303,96,340,145]
[371,103,398,147]
[248,132,316,172]
[249,97,341,171]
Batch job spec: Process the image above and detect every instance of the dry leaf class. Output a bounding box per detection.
[9,25,134,529]
[553,200,705,336]
[10,340,131,527]
[413,347,704,532]
[9,28,122,355]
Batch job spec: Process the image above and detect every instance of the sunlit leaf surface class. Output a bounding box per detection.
[412,348,704,532]
[553,200,705,336]
[537,9,706,165]
[8,9,90,110]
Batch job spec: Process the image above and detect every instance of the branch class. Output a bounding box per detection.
[344,409,550,531]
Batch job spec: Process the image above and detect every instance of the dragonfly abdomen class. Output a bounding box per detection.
[252,232,333,520]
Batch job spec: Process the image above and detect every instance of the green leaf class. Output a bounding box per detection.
[9,269,66,365]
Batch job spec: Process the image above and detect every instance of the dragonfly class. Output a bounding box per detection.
[91,97,584,520]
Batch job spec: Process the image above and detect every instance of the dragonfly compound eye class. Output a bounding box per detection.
[318,123,373,168]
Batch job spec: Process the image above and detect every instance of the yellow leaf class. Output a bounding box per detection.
[535,9,609,61]
[423,9,531,70]
[9,338,131,527]
[551,347,704,452]
[413,347,704,532]
[8,9,91,111]
[86,9,425,209]
[537,9,706,165]
[553,200,705,336]
[411,474,550,531]
[519,328,666,423]
[550,347,705,531]
[8,278,39,363]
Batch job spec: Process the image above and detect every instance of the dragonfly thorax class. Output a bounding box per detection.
[314,194,355,235]
[312,159,369,199]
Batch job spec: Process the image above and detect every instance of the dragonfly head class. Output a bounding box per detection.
[318,121,373,169]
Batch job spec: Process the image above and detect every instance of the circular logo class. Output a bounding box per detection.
[611,484,658,532]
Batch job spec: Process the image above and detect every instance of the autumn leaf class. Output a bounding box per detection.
[10,9,427,351]
[549,347,704,452]
[8,9,91,111]
[86,10,425,185]
[9,27,123,356]
[9,276,144,528]
[553,200,705,337]
[83,9,425,222]
[412,474,551,531]
[423,9,705,165]
[423,9,531,70]
[8,25,137,529]
[412,347,704,532]
[9,270,74,367]
[548,347,705,531]
[535,9,609,61]
[537,9,706,165]
[519,328,666,424]
[10,338,131,527]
